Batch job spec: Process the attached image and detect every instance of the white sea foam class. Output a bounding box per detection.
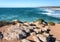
[43,9,53,14]
[42,9,60,18]
[44,9,53,12]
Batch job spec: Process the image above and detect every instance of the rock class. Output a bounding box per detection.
[30,29,34,33]
[43,22,48,26]
[37,34,46,42]
[46,35,56,42]
[21,39,31,42]
[33,35,40,42]
[34,28,41,34]
[1,20,57,42]
[41,27,48,32]
[13,20,23,23]
[23,22,29,26]
[30,32,36,36]
[34,18,45,24]
[3,26,28,40]
[28,26,36,29]
[48,21,55,26]
[0,21,10,27]
[29,24,36,26]
[43,32,50,37]
[0,32,3,39]
[55,40,60,42]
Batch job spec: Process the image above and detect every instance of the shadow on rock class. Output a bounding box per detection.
[46,35,56,42]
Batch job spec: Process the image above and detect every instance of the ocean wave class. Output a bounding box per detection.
[42,13,60,18]
[41,9,60,18]
[44,9,53,12]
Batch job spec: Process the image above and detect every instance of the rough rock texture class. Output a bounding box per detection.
[0,20,60,42]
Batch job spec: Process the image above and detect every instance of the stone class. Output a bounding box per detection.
[33,35,40,42]
[55,40,60,42]
[12,20,23,23]
[29,24,36,26]
[21,39,31,42]
[34,29,41,34]
[37,34,46,42]
[0,32,3,39]
[30,32,36,36]
[3,25,27,40]
[43,32,50,37]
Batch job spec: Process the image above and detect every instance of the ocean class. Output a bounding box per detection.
[0,8,60,23]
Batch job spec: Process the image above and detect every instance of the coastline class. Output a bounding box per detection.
[0,7,60,42]
[44,8,60,10]
[40,6,60,10]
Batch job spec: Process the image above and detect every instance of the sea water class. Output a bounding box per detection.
[0,8,60,23]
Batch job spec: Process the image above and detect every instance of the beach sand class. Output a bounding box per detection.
[50,24,60,40]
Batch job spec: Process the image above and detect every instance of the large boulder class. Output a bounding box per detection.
[3,24,33,40]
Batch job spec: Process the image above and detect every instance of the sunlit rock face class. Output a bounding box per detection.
[0,20,58,42]
[3,25,28,40]
[21,39,31,42]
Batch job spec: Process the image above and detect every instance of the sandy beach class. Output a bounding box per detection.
[50,24,60,40]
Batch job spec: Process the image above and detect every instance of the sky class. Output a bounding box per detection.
[0,0,60,7]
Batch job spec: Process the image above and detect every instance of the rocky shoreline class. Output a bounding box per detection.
[0,19,60,42]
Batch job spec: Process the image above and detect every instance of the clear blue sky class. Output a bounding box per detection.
[0,0,60,7]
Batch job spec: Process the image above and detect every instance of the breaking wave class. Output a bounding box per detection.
[42,9,60,18]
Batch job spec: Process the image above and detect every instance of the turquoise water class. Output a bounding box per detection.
[0,8,60,22]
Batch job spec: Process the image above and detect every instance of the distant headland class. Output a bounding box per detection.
[39,6,60,10]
